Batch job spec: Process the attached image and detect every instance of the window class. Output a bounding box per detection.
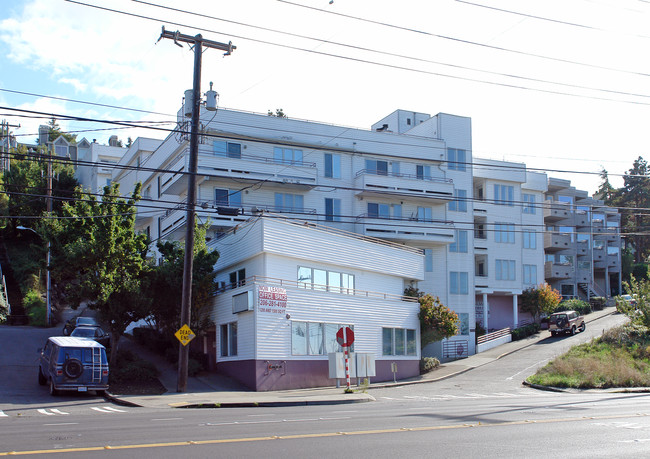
[424,249,433,272]
[324,153,341,178]
[495,260,516,281]
[449,189,467,212]
[213,140,242,158]
[325,198,341,221]
[523,194,536,214]
[494,223,515,243]
[449,230,468,253]
[494,184,514,206]
[298,266,354,294]
[293,321,354,355]
[275,193,304,212]
[450,272,469,294]
[392,204,402,219]
[458,313,469,335]
[523,231,536,249]
[220,322,237,357]
[417,206,432,222]
[274,147,303,164]
[447,148,467,171]
[229,269,246,289]
[382,327,417,356]
[523,264,537,285]
[215,188,242,207]
[416,165,431,180]
[368,202,390,218]
[366,159,388,175]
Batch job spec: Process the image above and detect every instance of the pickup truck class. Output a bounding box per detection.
[548,310,585,336]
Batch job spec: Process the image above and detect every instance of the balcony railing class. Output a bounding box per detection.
[355,169,452,184]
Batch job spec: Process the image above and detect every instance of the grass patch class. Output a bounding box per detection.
[527,324,650,388]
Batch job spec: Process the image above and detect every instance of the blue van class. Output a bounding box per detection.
[38,336,109,396]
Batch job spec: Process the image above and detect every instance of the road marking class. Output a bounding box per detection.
[50,409,69,415]
[91,407,114,413]
[99,406,126,413]
[43,423,79,426]
[151,418,184,422]
[4,413,649,456]
[466,393,490,398]
[37,409,55,416]
[506,359,549,380]
[0,411,7,417]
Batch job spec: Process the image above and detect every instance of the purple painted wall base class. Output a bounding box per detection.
[216,359,420,391]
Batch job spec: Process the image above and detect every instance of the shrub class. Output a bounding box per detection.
[109,349,159,384]
[511,323,540,341]
[420,357,440,374]
[559,299,592,316]
[590,297,606,310]
[23,288,46,327]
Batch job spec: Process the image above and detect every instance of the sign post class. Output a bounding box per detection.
[336,326,355,392]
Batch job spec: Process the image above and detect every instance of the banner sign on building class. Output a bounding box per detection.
[258,286,287,314]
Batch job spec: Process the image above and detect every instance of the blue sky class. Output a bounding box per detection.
[2,0,650,193]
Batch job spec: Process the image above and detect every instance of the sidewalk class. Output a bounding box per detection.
[106,307,617,409]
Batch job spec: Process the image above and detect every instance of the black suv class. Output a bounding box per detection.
[62,316,99,336]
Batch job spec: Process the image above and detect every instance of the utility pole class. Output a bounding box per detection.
[46,139,52,327]
[0,120,20,172]
[158,27,235,393]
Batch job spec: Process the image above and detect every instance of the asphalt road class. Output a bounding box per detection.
[1,312,647,458]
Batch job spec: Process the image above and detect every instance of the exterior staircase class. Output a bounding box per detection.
[0,236,28,325]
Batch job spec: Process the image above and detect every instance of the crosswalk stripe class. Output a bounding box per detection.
[50,409,69,415]
[91,407,114,413]
[37,409,55,416]
[100,406,126,413]
[0,410,8,417]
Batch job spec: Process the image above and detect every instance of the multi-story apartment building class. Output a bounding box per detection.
[544,177,622,301]
[75,136,127,195]
[112,101,622,388]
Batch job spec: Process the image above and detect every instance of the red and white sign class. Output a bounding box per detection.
[336,326,355,347]
[258,286,287,314]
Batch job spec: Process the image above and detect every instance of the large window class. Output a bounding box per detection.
[368,202,390,219]
[450,272,469,294]
[214,140,242,158]
[496,260,516,281]
[448,189,467,212]
[495,223,515,243]
[298,266,354,294]
[523,264,537,285]
[417,206,432,222]
[215,188,242,207]
[365,159,388,176]
[325,198,341,221]
[220,322,237,357]
[447,148,467,171]
[416,165,431,180]
[292,321,354,355]
[229,268,246,289]
[523,231,536,249]
[324,153,341,178]
[275,193,304,212]
[382,327,417,356]
[449,230,468,253]
[274,147,303,165]
[494,184,514,206]
[523,193,536,214]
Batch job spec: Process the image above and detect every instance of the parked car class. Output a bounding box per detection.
[548,310,586,336]
[621,294,637,307]
[62,316,99,336]
[38,336,109,396]
[70,326,111,348]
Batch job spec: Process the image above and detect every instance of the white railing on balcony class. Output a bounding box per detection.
[355,169,452,184]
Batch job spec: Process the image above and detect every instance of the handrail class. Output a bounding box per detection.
[215,275,419,303]
[355,168,452,184]
[476,327,511,345]
[171,145,317,168]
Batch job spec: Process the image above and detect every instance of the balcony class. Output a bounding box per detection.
[544,261,573,280]
[160,146,318,195]
[159,201,317,239]
[544,232,572,252]
[574,212,589,228]
[354,170,454,204]
[543,202,571,222]
[355,215,455,246]
[576,240,589,256]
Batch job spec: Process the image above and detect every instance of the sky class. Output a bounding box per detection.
[1,0,650,194]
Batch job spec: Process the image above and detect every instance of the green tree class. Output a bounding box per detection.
[46,117,77,143]
[144,222,219,336]
[520,284,562,323]
[618,157,650,263]
[45,183,150,364]
[417,294,459,346]
[594,168,617,205]
[621,276,650,327]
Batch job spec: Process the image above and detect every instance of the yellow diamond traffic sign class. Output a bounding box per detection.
[174,324,196,346]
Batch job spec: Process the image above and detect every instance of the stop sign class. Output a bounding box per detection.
[336,327,354,347]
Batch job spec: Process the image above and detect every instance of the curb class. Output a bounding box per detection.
[173,397,375,409]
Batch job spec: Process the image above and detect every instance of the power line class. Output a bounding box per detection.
[64,0,650,106]
[130,0,650,102]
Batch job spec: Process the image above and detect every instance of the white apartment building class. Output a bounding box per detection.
[75,136,127,195]
[113,102,621,387]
